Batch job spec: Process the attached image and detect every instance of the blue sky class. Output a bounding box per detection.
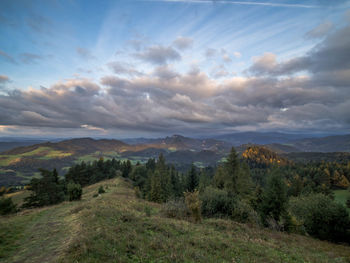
[0,0,350,137]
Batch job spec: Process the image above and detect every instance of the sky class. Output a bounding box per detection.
[0,0,350,138]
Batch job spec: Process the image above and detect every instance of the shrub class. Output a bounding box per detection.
[289,193,350,243]
[200,186,235,218]
[0,197,17,215]
[134,187,142,198]
[346,197,350,208]
[184,190,202,223]
[161,199,188,219]
[98,186,105,194]
[67,182,82,201]
[231,199,260,225]
[144,205,152,217]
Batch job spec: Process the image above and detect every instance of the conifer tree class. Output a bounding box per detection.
[187,163,199,192]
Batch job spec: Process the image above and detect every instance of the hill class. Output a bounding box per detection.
[266,134,350,153]
[0,136,229,186]
[212,132,317,146]
[1,177,349,263]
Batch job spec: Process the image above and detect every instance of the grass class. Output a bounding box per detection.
[334,189,350,213]
[1,178,350,263]
[4,190,31,207]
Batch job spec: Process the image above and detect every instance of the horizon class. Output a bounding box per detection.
[1,0,350,138]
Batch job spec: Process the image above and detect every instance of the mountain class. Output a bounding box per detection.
[1,177,349,263]
[0,135,230,186]
[2,133,350,187]
[266,134,350,153]
[143,134,231,152]
[212,132,319,145]
[0,139,48,153]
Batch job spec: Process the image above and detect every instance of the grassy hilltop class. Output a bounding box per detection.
[1,177,349,263]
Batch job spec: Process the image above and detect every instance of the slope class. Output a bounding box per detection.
[1,178,349,263]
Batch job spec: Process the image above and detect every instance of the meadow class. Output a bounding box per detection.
[1,177,349,263]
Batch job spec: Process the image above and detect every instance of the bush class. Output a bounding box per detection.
[161,199,188,219]
[184,190,202,223]
[98,186,105,194]
[346,197,350,208]
[0,197,17,215]
[134,187,142,198]
[289,193,350,242]
[200,186,236,218]
[144,205,152,217]
[231,199,260,225]
[67,182,82,201]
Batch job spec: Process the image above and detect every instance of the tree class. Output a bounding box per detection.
[186,164,198,192]
[149,171,163,202]
[214,147,252,197]
[67,182,82,201]
[0,197,17,215]
[260,171,288,223]
[23,168,65,208]
[289,193,350,242]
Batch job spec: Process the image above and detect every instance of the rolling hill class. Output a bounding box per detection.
[266,134,350,153]
[2,133,350,187]
[0,135,229,186]
[1,177,349,263]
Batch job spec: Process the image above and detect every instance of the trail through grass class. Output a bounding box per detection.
[1,178,350,263]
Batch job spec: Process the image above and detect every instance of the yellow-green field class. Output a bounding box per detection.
[0,147,72,167]
[1,178,349,263]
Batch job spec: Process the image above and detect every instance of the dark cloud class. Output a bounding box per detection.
[134,45,181,65]
[0,50,17,64]
[173,36,193,50]
[20,53,43,64]
[248,25,350,76]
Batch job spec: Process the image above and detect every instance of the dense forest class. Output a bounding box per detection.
[1,146,350,244]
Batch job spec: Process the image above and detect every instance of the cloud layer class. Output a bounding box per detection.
[1,12,350,136]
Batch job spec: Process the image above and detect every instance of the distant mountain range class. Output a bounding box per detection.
[1,133,350,186]
[266,134,350,153]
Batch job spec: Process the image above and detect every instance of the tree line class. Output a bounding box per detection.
[1,147,350,243]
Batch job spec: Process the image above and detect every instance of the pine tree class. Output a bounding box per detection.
[260,171,288,223]
[149,171,163,202]
[187,164,198,192]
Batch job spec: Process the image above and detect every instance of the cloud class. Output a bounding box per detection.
[305,21,333,39]
[76,47,96,60]
[0,75,10,91]
[20,53,43,64]
[107,61,143,76]
[1,22,350,135]
[0,50,17,64]
[0,75,10,83]
[248,25,350,77]
[205,48,217,58]
[173,36,193,50]
[233,51,242,58]
[134,45,181,65]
